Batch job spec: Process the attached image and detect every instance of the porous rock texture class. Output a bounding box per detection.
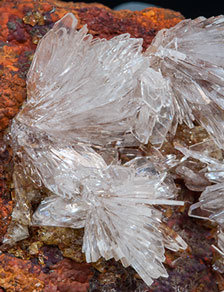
[0,0,222,291]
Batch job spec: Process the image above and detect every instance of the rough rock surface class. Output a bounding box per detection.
[0,0,222,291]
[0,253,93,292]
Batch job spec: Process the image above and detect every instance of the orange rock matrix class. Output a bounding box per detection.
[0,253,93,292]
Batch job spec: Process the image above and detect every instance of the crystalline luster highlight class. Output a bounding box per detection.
[175,139,224,259]
[21,14,148,147]
[176,141,224,244]
[6,12,224,286]
[32,158,186,286]
[9,121,187,285]
[142,16,224,148]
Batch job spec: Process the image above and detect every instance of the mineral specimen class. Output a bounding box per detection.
[6,12,187,287]
[5,9,224,289]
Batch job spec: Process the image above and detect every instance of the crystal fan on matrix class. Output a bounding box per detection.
[5,12,224,286]
[138,15,224,148]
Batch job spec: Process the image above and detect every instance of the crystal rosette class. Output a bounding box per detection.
[5,12,224,286]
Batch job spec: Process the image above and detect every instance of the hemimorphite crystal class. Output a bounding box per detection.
[142,16,224,148]
[6,12,224,286]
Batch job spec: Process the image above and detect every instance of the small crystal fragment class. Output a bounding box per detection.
[175,140,224,261]
[175,140,224,227]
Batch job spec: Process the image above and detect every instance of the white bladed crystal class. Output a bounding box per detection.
[20,13,148,146]
[7,11,224,286]
[175,140,224,257]
[141,15,224,148]
[175,141,224,230]
[32,160,185,286]
[6,13,188,286]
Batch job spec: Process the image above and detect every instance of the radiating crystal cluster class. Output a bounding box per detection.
[5,12,224,286]
[142,16,224,148]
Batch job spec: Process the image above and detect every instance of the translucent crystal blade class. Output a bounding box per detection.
[30,157,186,286]
[21,13,148,146]
[132,68,175,146]
[80,164,186,286]
[176,141,224,226]
[6,12,192,287]
[32,195,87,229]
[144,16,224,148]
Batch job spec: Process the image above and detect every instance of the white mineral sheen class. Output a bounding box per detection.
[7,12,224,286]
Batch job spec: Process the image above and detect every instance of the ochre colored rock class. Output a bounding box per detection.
[0,253,93,292]
[0,138,13,242]
[0,253,45,292]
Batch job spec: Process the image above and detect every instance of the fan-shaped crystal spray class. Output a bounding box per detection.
[5,12,224,286]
